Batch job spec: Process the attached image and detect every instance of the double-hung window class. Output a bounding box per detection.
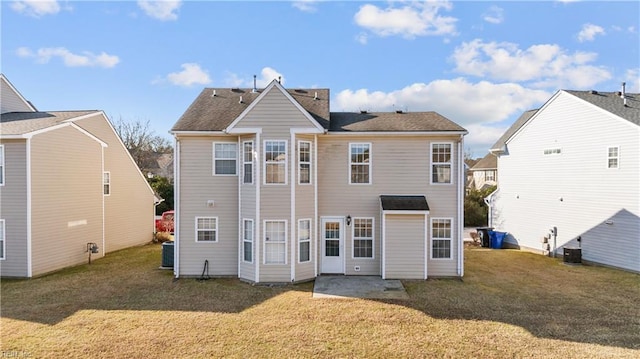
[298,141,311,185]
[103,172,110,195]
[265,140,287,184]
[0,145,4,185]
[0,219,5,260]
[196,217,217,242]
[431,143,452,184]
[431,218,452,259]
[264,220,286,264]
[350,143,371,184]
[213,143,237,175]
[353,218,373,258]
[243,219,253,262]
[243,141,254,184]
[298,219,311,262]
[607,146,619,169]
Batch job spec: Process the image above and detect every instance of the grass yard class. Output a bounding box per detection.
[1,244,638,358]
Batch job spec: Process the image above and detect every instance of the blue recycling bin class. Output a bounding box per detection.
[488,231,507,249]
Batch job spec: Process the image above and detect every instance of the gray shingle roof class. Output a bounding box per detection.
[470,153,497,170]
[171,88,330,132]
[0,111,98,135]
[565,90,639,126]
[490,109,537,152]
[380,195,430,211]
[172,87,466,133]
[330,111,465,132]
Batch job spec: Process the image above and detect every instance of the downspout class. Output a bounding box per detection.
[26,138,32,278]
[457,136,464,277]
[237,137,242,279]
[255,131,261,282]
[174,137,180,278]
[290,132,295,282]
[313,134,318,278]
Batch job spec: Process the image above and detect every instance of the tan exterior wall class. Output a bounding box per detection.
[384,214,426,279]
[0,140,29,277]
[75,114,154,253]
[1,78,33,113]
[30,126,104,276]
[177,136,238,276]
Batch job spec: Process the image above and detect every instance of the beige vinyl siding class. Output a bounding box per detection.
[178,136,238,276]
[493,91,639,272]
[1,79,33,113]
[318,135,461,276]
[30,126,104,276]
[233,88,319,137]
[75,114,154,253]
[384,214,425,279]
[0,140,29,277]
[294,135,315,281]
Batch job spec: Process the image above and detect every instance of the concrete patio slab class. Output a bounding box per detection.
[312,275,409,300]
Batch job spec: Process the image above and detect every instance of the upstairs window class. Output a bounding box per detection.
[103,172,110,195]
[431,143,452,184]
[243,141,254,184]
[0,145,4,185]
[350,143,371,184]
[265,140,287,184]
[298,141,311,184]
[607,146,619,169]
[213,143,237,175]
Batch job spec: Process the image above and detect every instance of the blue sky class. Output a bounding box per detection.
[2,0,638,157]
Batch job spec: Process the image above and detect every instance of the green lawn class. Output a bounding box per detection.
[1,244,638,358]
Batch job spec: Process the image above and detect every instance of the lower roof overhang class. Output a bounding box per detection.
[380,195,430,214]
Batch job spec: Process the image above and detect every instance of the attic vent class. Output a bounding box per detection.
[360,110,368,114]
[396,110,403,114]
[590,90,598,95]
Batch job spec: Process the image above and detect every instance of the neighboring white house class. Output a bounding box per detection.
[171,80,468,283]
[468,153,497,191]
[487,87,639,272]
[0,74,157,277]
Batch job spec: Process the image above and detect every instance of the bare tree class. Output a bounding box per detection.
[112,117,172,172]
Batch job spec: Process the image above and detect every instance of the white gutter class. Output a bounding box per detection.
[174,137,180,278]
[255,131,261,282]
[26,138,32,278]
[457,135,464,277]
[326,131,468,136]
[313,134,318,278]
[290,131,296,282]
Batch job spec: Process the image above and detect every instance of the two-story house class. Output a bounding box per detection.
[171,80,467,283]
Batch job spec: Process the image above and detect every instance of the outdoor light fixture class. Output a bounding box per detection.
[346,215,352,226]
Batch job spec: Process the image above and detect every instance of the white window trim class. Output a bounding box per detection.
[298,140,312,185]
[607,146,620,169]
[352,217,375,259]
[0,219,5,260]
[263,140,288,185]
[430,142,453,185]
[298,218,312,263]
[103,171,110,196]
[243,141,254,184]
[0,144,5,186]
[263,220,287,264]
[243,219,254,263]
[195,216,218,243]
[430,217,453,260]
[349,142,372,185]
[212,142,238,176]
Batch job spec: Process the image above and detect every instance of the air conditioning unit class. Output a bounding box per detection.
[563,247,581,264]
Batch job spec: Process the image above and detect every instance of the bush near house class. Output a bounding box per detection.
[465,185,496,227]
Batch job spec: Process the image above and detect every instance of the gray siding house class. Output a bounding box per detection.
[171,80,467,283]
[0,74,157,277]
[487,87,640,272]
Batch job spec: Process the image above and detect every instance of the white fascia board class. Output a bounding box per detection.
[290,128,324,134]
[0,134,28,139]
[505,91,560,146]
[381,210,430,215]
[226,127,263,135]
[171,130,228,137]
[70,123,108,147]
[325,131,468,136]
[565,91,640,129]
[62,110,103,123]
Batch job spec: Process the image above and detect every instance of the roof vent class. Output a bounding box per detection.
[590,90,598,95]
[314,91,318,100]
[360,110,368,114]
[396,110,403,114]
[212,89,217,97]
[252,75,257,93]
[239,96,243,104]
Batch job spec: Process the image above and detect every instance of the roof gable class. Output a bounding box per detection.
[470,153,497,170]
[565,90,639,126]
[1,74,37,114]
[226,80,325,133]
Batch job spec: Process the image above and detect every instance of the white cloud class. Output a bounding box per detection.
[137,0,182,21]
[354,1,457,39]
[292,0,318,13]
[625,68,640,92]
[10,0,63,17]
[334,78,550,155]
[577,23,605,42]
[451,39,611,89]
[483,5,504,24]
[165,63,211,87]
[17,47,119,68]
